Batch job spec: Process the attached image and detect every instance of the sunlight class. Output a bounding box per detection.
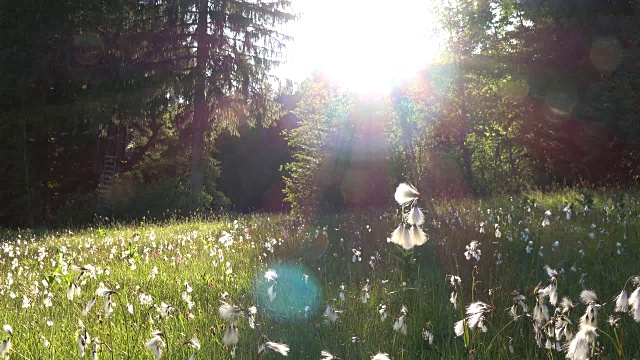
[275,0,440,93]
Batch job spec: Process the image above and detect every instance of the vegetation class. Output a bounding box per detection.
[1,188,639,359]
[2,0,640,226]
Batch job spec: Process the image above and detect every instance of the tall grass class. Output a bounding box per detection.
[1,189,639,359]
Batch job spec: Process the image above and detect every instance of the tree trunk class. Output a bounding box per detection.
[189,0,209,211]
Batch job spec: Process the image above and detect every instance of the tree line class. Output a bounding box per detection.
[2,0,640,226]
[283,0,640,213]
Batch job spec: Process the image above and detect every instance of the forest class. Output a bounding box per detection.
[1,0,640,226]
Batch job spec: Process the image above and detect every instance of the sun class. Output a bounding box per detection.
[275,0,441,93]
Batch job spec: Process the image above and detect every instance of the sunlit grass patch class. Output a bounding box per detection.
[1,188,640,359]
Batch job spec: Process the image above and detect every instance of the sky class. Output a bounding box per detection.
[272,0,442,93]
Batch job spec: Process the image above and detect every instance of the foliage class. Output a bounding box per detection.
[1,188,640,358]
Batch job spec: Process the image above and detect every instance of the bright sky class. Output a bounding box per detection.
[273,0,441,94]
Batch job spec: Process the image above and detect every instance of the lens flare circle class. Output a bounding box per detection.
[257,264,322,322]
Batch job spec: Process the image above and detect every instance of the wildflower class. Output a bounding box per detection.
[388,223,411,249]
[544,265,559,306]
[394,183,419,206]
[509,291,527,320]
[257,342,290,357]
[614,289,628,313]
[566,325,597,360]
[453,319,466,337]
[405,206,425,226]
[422,323,434,345]
[379,304,388,321]
[95,284,117,297]
[371,353,391,360]
[579,289,599,305]
[264,269,278,282]
[67,283,81,301]
[91,338,100,360]
[222,323,239,347]
[324,305,338,323]
[558,297,575,315]
[494,224,502,238]
[78,321,90,357]
[464,241,481,261]
[555,315,574,341]
[0,326,11,359]
[580,304,601,328]
[82,298,96,316]
[393,306,408,335]
[409,225,428,247]
[447,275,462,287]
[103,296,113,319]
[247,306,257,329]
[184,337,201,351]
[628,286,640,322]
[145,332,165,359]
[219,302,243,321]
[608,315,620,328]
[466,302,493,332]
[1,338,11,359]
[1,326,11,337]
[339,284,345,301]
[449,291,458,309]
[533,286,549,326]
[156,302,176,318]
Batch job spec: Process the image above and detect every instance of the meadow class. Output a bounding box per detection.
[1,187,639,359]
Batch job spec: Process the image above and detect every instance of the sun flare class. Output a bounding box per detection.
[276,0,440,93]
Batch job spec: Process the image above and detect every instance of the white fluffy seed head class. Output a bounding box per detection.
[614,290,628,313]
[579,290,598,305]
[264,342,290,356]
[394,183,419,205]
[406,207,425,226]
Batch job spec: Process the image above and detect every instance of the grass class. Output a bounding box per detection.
[1,188,640,359]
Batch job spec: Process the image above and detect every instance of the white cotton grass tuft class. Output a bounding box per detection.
[379,304,388,321]
[389,224,411,249]
[579,289,599,305]
[184,337,201,351]
[1,338,11,358]
[82,297,96,316]
[222,323,239,347]
[1,325,11,336]
[558,297,574,314]
[454,319,466,337]
[464,241,481,261]
[95,284,117,297]
[405,206,425,226]
[324,305,338,323]
[614,289,628,313]
[628,287,640,322]
[257,342,290,357]
[546,284,558,307]
[264,269,278,282]
[219,302,243,320]
[408,225,427,248]
[77,321,90,357]
[465,302,492,332]
[145,333,165,359]
[91,338,100,360]
[371,353,391,360]
[394,183,419,206]
[67,283,81,301]
[393,311,407,335]
[566,324,597,360]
